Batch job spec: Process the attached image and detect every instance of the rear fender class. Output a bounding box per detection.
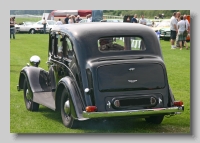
[18,66,51,93]
[55,76,85,120]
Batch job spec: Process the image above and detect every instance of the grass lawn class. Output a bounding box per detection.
[14,17,42,24]
[10,34,190,133]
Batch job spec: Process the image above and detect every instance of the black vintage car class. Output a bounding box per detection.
[17,22,184,129]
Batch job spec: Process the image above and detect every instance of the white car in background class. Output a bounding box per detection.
[79,19,88,23]
[36,20,56,33]
[16,21,43,34]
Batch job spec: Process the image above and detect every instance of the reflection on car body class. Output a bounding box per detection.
[17,22,184,129]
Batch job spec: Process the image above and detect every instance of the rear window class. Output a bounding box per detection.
[98,36,145,52]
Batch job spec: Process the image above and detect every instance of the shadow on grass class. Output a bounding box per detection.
[38,106,165,133]
[38,106,63,124]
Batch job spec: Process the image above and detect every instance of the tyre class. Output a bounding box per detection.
[29,29,35,34]
[60,88,78,128]
[145,115,164,124]
[23,79,39,111]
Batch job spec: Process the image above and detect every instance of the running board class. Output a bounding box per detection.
[33,92,56,110]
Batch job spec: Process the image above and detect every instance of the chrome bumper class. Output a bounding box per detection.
[83,106,184,118]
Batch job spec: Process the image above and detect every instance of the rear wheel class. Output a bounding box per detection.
[23,79,39,111]
[145,115,164,124]
[60,88,78,128]
[29,29,35,34]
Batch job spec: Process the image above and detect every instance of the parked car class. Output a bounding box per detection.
[145,19,153,27]
[17,23,184,129]
[152,19,171,39]
[14,24,20,33]
[160,16,190,41]
[100,19,121,22]
[36,20,56,33]
[79,19,88,23]
[152,19,162,27]
[15,21,43,34]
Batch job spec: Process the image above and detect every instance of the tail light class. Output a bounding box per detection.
[174,101,183,106]
[86,106,97,112]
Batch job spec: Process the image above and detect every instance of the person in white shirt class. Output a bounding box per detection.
[42,17,47,34]
[56,19,63,25]
[170,12,178,49]
[68,16,74,24]
[87,14,92,22]
[139,15,146,25]
[177,15,188,50]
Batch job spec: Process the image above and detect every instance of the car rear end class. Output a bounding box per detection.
[83,56,184,119]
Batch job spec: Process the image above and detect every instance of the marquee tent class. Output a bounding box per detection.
[48,10,92,18]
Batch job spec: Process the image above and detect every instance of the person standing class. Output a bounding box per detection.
[170,12,178,49]
[75,15,82,23]
[72,15,76,23]
[68,16,74,24]
[87,14,92,22]
[56,19,63,25]
[42,17,47,34]
[10,17,15,39]
[139,15,146,25]
[175,11,182,47]
[183,14,190,33]
[177,15,188,50]
[176,12,181,22]
[64,14,69,24]
[131,14,138,23]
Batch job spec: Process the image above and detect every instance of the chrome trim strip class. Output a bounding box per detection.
[128,80,137,83]
[129,68,135,71]
[83,106,184,118]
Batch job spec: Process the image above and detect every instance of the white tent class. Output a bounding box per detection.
[51,10,78,17]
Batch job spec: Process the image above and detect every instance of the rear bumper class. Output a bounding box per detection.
[83,106,184,118]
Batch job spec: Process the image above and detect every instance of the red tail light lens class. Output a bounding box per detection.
[86,106,97,112]
[174,101,183,106]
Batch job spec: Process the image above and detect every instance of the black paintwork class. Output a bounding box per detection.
[18,22,176,120]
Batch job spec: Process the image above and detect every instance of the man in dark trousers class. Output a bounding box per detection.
[64,14,70,24]
[42,17,47,34]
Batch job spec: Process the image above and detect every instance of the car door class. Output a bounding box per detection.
[19,22,27,32]
[48,32,70,87]
[24,22,32,32]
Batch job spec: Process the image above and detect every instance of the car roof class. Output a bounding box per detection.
[51,22,156,39]
[51,22,161,58]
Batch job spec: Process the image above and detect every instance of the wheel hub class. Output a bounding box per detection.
[26,89,31,100]
[64,100,70,115]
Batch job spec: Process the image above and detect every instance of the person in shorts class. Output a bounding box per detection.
[170,12,178,49]
[177,15,188,50]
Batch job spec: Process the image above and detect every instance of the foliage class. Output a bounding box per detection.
[10,10,190,19]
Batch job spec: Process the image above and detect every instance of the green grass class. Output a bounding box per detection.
[14,17,42,24]
[10,34,190,133]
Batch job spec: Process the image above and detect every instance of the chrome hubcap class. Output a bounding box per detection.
[64,100,70,115]
[26,89,31,101]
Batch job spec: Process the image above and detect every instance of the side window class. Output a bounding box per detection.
[57,34,63,57]
[50,34,55,56]
[65,38,73,59]
[50,33,58,58]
